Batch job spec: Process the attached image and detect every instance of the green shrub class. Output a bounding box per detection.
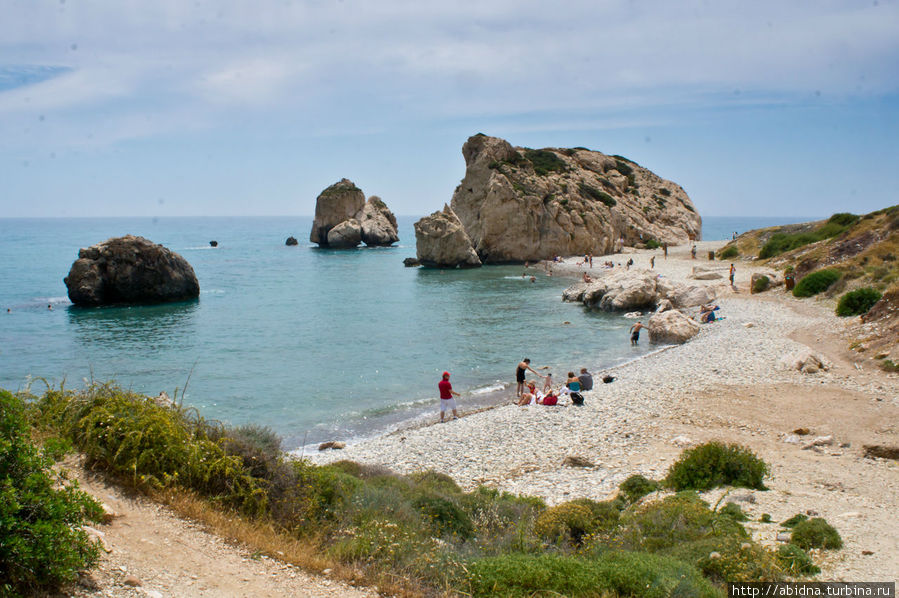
[760,513,772,523]
[410,470,462,495]
[776,544,820,576]
[752,275,771,294]
[665,442,769,491]
[827,212,859,227]
[619,474,659,503]
[614,160,634,177]
[524,149,567,176]
[645,238,661,250]
[659,188,671,196]
[781,514,808,528]
[759,213,858,259]
[662,537,782,584]
[534,502,596,545]
[793,269,842,298]
[466,552,719,598]
[719,246,739,259]
[791,518,842,550]
[578,183,616,207]
[413,494,474,539]
[615,492,746,553]
[1,390,103,596]
[836,288,882,316]
[719,502,748,521]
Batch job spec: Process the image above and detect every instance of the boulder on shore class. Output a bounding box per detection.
[648,309,700,344]
[64,235,200,306]
[414,205,482,268]
[309,180,399,248]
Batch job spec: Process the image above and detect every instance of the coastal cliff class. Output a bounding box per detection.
[446,134,701,263]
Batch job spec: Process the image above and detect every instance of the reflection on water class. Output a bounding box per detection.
[68,300,199,352]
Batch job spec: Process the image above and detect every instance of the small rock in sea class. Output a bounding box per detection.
[209,240,218,247]
[563,321,571,325]
[783,434,802,444]
[793,427,811,435]
[562,455,594,468]
[403,257,420,267]
[776,532,792,542]
[670,435,693,448]
[285,236,299,246]
[318,441,346,451]
[123,576,142,587]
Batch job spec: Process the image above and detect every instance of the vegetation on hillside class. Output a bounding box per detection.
[11,385,839,596]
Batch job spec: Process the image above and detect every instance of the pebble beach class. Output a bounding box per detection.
[304,241,899,581]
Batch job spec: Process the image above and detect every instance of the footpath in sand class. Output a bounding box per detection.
[66,468,375,598]
[308,242,899,582]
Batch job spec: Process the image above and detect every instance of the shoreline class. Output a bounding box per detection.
[303,242,899,581]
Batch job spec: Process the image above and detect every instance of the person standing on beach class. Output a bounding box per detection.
[650,256,655,269]
[691,245,697,259]
[729,263,736,288]
[516,358,540,397]
[663,243,668,259]
[438,371,460,422]
[629,321,645,346]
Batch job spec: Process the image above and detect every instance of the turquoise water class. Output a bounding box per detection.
[0,216,810,448]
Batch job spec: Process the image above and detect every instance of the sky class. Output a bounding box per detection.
[1,0,898,219]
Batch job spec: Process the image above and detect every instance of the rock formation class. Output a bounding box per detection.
[285,236,298,246]
[562,271,717,312]
[310,179,398,248]
[440,134,701,263]
[64,235,200,306]
[414,205,482,268]
[648,310,701,344]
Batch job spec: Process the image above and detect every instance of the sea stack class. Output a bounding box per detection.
[414,204,482,268]
[423,134,702,264]
[64,235,199,306]
[310,179,399,248]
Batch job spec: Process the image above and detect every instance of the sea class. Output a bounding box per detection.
[0,215,814,450]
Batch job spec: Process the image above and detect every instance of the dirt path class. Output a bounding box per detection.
[65,468,376,598]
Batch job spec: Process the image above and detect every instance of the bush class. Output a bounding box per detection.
[645,238,661,250]
[781,514,808,528]
[836,288,882,317]
[619,474,659,503]
[534,502,596,545]
[524,149,567,176]
[465,552,719,598]
[776,544,820,575]
[578,183,616,207]
[719,246,739,259]
[791,518,842,550]
[793,269,842,298]
[665,442,769,491]
[759,213,857,259]
[752,275,771,294]
[662,537,782,584]
[760,513,772,523]
[413,494,474,539]
[1,390,103,595]
[719,502,748,521]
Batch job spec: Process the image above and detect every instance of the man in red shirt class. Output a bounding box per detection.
[438,371,460,422]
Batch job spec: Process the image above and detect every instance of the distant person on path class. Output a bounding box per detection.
[691,245,697,259]
[629,321,645,346]
[729,263,736,288]
[516,358,540,397]
[626,258,633,270]
[578,368,594,391]
[588,253,593,268]
[438,371,460,422]
[663,243,668,259]
[650,256,655,269]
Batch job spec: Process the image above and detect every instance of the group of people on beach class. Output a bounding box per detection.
[514,359,594,407]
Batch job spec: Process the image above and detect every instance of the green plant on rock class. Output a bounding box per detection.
[524,149,567,176]
[836,287,882,316]
[793,269,842,298]
[578,183,616,207]
[665,442,769,491]
[780,513,808,528]
[719,502,748,521]
[752,275,771,294]
[1,390,103,596]
[619,474,659,503]
[776,544,820,576]
[790,518,842,550]
[645,239,661,250]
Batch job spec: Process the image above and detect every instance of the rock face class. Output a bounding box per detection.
[310,179,399,248]
[64,235,200,306]
[563,270,717,312]
[648,310,701,344]
[443,134,701,263]
[414,205,482,268]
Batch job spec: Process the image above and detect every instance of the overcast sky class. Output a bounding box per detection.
[2,0,897,218]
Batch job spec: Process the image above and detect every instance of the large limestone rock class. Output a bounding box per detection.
[414,205,482,268]
[648,310,701,344]
[358,196,399,246]
[64,235,199,306]
[582,271,659,311]
[666,284,717,309]
[310,179,365,246]
[326,219,363,248]
[447,134,702,263]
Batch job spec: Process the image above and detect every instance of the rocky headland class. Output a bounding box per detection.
[64,235,200,306]
[309,179,399,248]
[414,134,701,267]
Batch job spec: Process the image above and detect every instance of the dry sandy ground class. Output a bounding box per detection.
[59,469,376,598]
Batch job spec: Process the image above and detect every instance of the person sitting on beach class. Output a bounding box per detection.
[699,304,720,323]
[566,372,581,393]
[578,368,593,391]
[582,272,592,283]
[539,389,560,406]
[518,381,541,406]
